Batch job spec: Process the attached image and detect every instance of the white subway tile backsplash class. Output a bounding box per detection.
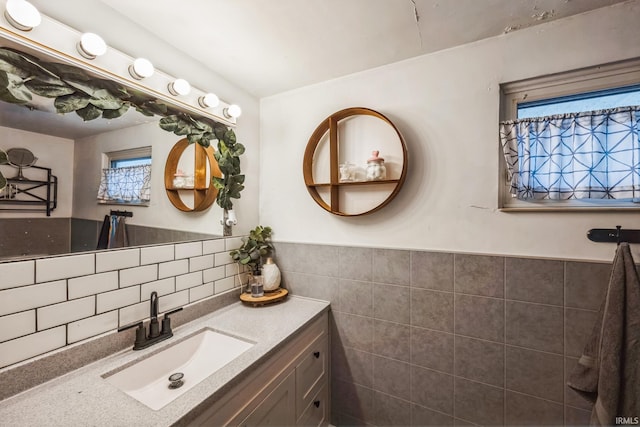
[214,251,234,267]
[37,296,95,330]
[189,283,214,303]
[175,241,202,259]
[225,263,240,278]
[176,271,203,291]
[189,254,214,272]
[203,239,225,254]
[68,271,118,300]
[203,266,226,283]
[214,277,235,294]
[119,301,148,326]
[0,281,66,316]
[158,259,189,279]
[68,311,118,344]
[119,265,158,288]
[159,290,189,313]
[140,278,175,299]
[140,244,174,265]
[0,310,35,343]
[225,237,243,251]
[0,326,65,369]
[96,286,140,314]
[96,249,140,273]
[0,260,35,290]
[36,254,94,283]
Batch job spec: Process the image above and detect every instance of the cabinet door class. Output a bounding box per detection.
[297,384,328,427]
[240,371,296,427]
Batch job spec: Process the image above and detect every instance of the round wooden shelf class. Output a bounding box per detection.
[303,107,408,216]
[164,138,222,212]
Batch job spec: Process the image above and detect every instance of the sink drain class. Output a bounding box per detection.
[168,372,184,389]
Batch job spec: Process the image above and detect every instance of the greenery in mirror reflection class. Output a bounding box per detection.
[0,47,246,207]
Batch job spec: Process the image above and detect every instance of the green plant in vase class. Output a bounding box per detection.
[230,226,273,291]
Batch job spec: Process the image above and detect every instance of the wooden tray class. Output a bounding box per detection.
[240,287,289,307]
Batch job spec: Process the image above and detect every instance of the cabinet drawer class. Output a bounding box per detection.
[297,383,328,427]
[296,334,328,418]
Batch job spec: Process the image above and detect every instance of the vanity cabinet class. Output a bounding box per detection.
[187,312,329,427]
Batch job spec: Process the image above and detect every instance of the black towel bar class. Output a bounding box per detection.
[587,226,640,244]
[110,210,133,218]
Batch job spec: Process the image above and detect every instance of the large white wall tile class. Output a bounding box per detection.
[158,259,189,279]
[214,277,235,294]
[68,311,118,344]
[96,286,140,314]
[140,278,175,299]
[0,326,65,369]
[140,244,174,265]
[37,297,95,330]
[0,310,35,343]
[175,241,202,259]
[159,290,189,313]
[68,271,118,299]
[36,254,94,283]
[119,265,158,288]
[202,239,225,254]
[0,281,66,316]
[189,254,214,272]
[0,260,35,290]
[96,249,140,273]
[176,271,203,291]
[189,283,214,303]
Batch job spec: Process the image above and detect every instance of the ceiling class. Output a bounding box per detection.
[30,0,629,98]
[1,0,629,140]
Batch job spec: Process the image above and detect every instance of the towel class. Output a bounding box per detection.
[567,242,640,425]
[96,215,110,249]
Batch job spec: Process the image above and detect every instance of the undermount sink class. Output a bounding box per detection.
[103,328,254,410]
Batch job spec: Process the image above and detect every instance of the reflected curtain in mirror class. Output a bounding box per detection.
[97,164,152,203]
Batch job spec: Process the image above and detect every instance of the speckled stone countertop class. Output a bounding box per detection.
[0,296,330,427]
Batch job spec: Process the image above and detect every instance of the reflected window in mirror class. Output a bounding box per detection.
[98,147,152,206]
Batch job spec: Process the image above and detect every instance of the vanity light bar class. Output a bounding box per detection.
[0,0,240,125]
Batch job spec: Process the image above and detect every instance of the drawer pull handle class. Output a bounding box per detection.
[313,351,320,358]
[313,400,321,408]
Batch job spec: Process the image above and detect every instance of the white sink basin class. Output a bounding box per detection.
[103,328,254,410]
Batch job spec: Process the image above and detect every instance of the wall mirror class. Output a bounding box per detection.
[0,14,229,261]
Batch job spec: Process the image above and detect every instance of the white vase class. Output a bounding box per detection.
[262,257,281,291]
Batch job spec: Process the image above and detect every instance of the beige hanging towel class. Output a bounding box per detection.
[567,242,640,425]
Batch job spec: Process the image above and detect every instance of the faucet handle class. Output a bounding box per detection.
[117,321,146,349]
[161,307,183,335]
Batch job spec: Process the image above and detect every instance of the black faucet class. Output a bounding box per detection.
[118,292,183,350]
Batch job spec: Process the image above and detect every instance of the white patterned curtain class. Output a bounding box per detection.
[500,106,640,201]
[97,164,151,202]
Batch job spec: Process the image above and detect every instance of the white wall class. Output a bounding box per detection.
[259,1,640,262]
[0,126,74,218]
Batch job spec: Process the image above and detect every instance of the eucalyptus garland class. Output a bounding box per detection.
[0,47,244,207]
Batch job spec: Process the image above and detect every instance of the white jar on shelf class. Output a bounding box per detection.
[366,150,387,181]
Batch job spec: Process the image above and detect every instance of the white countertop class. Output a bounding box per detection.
[0,296,330,427]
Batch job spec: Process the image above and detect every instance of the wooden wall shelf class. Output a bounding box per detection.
[303,107,408,216]
[164,138,222,212]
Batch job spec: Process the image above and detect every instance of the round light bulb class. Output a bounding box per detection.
[4,0,41,31]
[168,79,191,96]
[198,93,219,108]
[224,104,242,119]
[77,33,107,59]
[129,58,154,80]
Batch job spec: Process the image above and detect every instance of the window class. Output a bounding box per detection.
[499,59,640,210]
[97,147,152,205]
